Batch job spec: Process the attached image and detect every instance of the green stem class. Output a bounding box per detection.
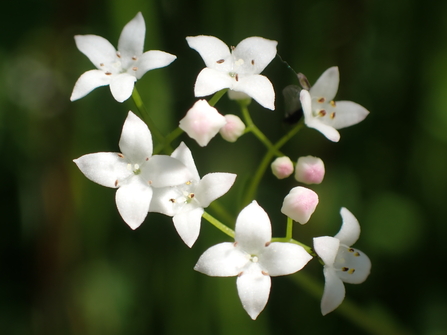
[290,272,413,335]
[208,89,228,107]
[242,120,304,205]
[202,211,234,239]
[286,217,293,240]
[131,87,166,144]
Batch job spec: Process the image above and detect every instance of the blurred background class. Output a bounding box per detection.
[1,0,446,334]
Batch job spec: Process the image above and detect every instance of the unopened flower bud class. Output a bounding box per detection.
[295,156,325,184]
[281,186,319,224]
[219,114,246,142]
[179,100,227,147]
[271,156,294,179]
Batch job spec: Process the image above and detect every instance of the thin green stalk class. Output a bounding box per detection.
[131,87,166,144]
[208,89,228,106]
[290,272,413,335]
[286,216,293,240]
[202,210,234,239]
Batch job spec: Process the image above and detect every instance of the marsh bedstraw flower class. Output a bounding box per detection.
[300,67,369,142]
[313,207,371,315]
[71,12,176,102]
[73,111,192,229]
[186,35,277,110]
[150,142,236,247]
[271,156,294,179]
[194,201,312,320]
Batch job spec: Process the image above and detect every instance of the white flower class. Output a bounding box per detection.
[294,155,325,184]
[73,111,192,229]
[300,67,369,142]
[281,186,319,224]
[194,201,312,320]
[150,142,236,247]
[71,12,176,102]
[179,100,227,147]
[186,35,277,110]
[313,207,371,315]
[271,156,294,179]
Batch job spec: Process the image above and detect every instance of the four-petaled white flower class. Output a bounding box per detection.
[194,201,312,320]
[186,35,278,110]
[71,12,177,103]
[150,142,236,247]
[313,207,371,315]
[300,67,369,142]
[73,111,192,230]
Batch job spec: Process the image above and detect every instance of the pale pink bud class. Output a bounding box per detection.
[179,100,227,147]
[271,156,294,179]
[294,156,325,184]
[281,186,319,224]
[219,114,246,142]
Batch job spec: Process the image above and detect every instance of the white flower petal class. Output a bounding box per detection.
[236,264,271,320]
[261,243,312,276]
[328,100,370,129]
[170,142,200,181]
[173,207,204,247]
[149,186,178,216]
[194,243,248,276]
[135,50,177,79]
[235,201,271,254]
[233,37,277,74]
[310,66,339,101]
[119,111,153,163]
[281,186,319,224]
[313,236,340,266]
[334,207,360,246]
[118,12,145,59]
[115,178,153,229]
[307,119,341,142]
[321,266,346,315]
[194,173,236,208]
[234,74,275,110]
[70,70,111,101]
[109,73,136,102]
[193,68,233,97]
[73,152,131,188]
[74,35,117,68]
[186,35,232,70]
[335,247,371,284]
[144,155,192,188]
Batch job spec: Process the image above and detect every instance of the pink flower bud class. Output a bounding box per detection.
[219,114,246,142]
[281,186,319,224]
[271,156,294,179]
[179,100,227,147]
[294,156,325,184]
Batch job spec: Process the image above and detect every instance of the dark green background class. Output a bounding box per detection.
[0,0,445,334]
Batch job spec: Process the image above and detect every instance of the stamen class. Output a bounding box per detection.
[318,110,326,117]
[132,56,138,61]
[342,267,349,272]
[186,181,192,185]
[354,252,360,257]
[117,153,124,158]
[238,271,243,277]
[330,112,336,119]
[169,199,176,203]
[231,46,236,51]
[146,157,149,161]
[261,271,269,276]
[235,74,239,81]
[189,193,195,199]
[265,241,271,247]
[216,59,225,64]
[251,59,255,65]
[100,63,105,67]
[330,100,336,107]
[148,180,152,185]
[116,51,121,58]
[318,97,325,103]
[115,180,119,187]
[348,248,355,252]
[234,242,238,247]
[105,72,112,76]
[132,67,138,71]
[348,268,355,274]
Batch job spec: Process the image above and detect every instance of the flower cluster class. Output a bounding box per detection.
[71,12,371,321]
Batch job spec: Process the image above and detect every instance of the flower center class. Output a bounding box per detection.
[313,97,337,120]
[334,246,362,276]
[127,163,141,175]
[168,180,198,212]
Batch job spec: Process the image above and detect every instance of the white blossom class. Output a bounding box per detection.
[281,186,319,224]
[186,35,277,110]
[195,201,312,319]
[71,12,176,102]
[150,142,236,247]
[301,67,369,142]
[73,111,192,229]
[313,207,371,315]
